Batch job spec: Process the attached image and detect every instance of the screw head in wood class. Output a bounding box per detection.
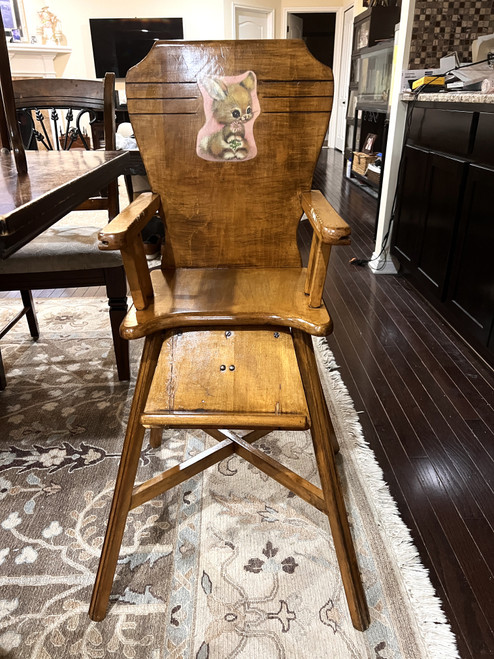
[229,365,235,371]
[220,364,226,371]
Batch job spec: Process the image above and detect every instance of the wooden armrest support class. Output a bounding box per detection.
[304,235,331,309]
[98,192,162,251]
[98,192,162,311]
[301,190,351,245]
[301,191,351,308]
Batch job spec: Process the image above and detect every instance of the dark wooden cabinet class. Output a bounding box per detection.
[446,164,494,349]
[472,112,494,166]
[416,152,466,298]
[392,101,494,365]
[394,146,466,299]
[392,145,428,264]
[408,107,473,157]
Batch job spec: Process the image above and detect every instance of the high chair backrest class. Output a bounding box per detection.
[126,40,333,269]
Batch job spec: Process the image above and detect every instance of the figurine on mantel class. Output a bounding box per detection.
[37,6,62,46]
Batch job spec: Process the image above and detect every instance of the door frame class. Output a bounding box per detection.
[233,4,275,39]
[283,6,343,149]
[334,5,353,152]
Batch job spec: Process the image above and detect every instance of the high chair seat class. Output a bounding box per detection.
[141,327,309,429]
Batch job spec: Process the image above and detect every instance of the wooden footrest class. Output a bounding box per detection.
[141,327,310,429]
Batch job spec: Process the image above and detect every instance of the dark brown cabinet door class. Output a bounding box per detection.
[415,108,473,158]
[392,145,428,265]
[446,164,494,351]
[393,147,466,300]
[472,113,494,167]
[415,152,466,299]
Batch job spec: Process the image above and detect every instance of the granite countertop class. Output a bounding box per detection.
[401,91,494,103]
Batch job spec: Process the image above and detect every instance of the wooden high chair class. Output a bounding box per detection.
[89,40,370,631]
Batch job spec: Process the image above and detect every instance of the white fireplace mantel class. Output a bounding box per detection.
[7,43,71,78]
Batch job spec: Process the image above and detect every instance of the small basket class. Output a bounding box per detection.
[352,152,377,176]
[366,168,381,186]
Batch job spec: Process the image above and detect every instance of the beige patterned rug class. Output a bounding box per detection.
[0,299,459,659]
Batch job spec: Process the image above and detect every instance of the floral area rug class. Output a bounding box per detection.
[0,298,459,659]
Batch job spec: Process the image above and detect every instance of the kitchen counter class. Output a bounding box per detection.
[401,91,494,103]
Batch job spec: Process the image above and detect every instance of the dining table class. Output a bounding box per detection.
[0,149,130,259]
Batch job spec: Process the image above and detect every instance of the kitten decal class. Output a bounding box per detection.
[197,71,260,162]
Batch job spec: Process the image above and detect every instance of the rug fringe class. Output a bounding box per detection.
[314,336,460,659]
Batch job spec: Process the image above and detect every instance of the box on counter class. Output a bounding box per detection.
[411,75,445,91]
[401,68,441,91]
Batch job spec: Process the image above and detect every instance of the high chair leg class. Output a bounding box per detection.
[149,427,163,448]
[292,329,370,632]
[323,380,340,455]
[89,332,163,622]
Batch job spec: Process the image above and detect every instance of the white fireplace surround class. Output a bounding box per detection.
[7,43,71,78]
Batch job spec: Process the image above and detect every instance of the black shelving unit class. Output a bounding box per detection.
[343,6,399,175]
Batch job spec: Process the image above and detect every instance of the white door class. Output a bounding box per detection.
[234,6,274,39]
[335,6,353,152]
[286,13,303,39]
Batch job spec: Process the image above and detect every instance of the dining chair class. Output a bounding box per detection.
[88,39,370,631]
[0,74,130,387]
[0,14,27,388]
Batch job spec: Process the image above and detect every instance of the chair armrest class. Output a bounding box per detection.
[301,190,351,245]
[98,192,163,311]
[98,192,162,251]
[300,191,351,308]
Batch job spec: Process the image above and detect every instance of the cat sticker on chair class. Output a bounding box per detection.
[197,71,260,162]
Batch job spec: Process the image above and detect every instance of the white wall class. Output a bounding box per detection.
[22,0,225,79]
[20,1,356,78]
[281,0,344,10]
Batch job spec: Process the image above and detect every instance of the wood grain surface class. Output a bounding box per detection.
[0,150,129,258]
[126,40,333,269]
[142,327,309,429]
[120,267,332,339]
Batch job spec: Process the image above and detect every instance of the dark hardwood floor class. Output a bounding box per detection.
[2,151,493,657]
[301,148,494,659]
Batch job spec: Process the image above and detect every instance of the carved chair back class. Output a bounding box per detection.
[12,75,116,153]
[126,40,333,269]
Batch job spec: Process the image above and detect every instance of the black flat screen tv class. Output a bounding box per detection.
[90,18,183,78]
